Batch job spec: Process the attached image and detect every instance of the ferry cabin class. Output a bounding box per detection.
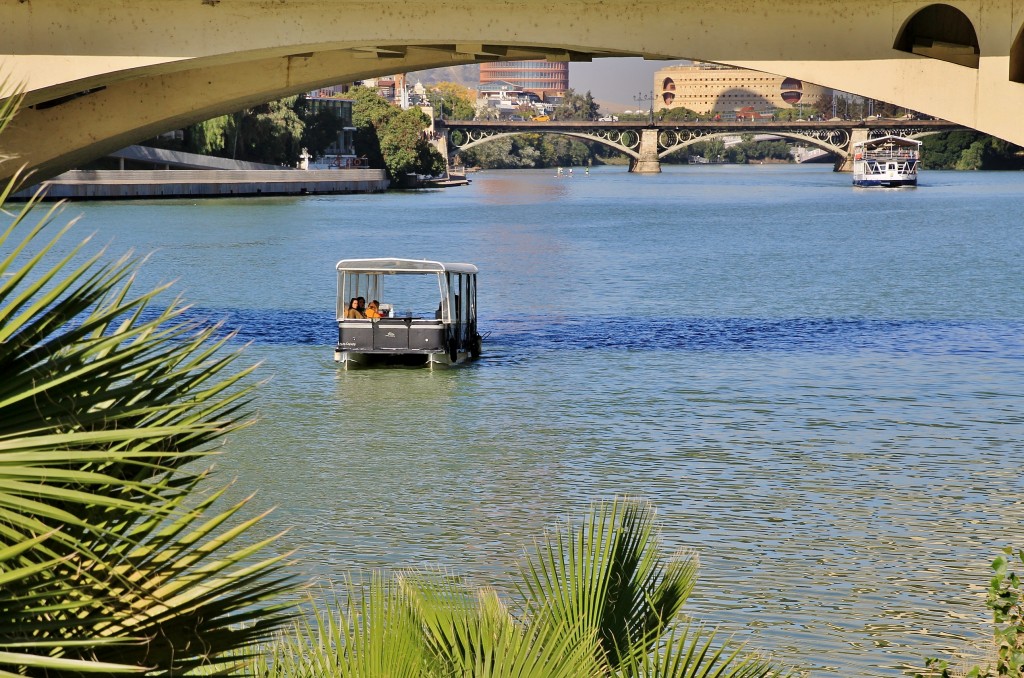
[852,135,922,187]
[334,258,480,368]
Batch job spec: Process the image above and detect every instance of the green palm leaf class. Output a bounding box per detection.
[620,622,788,678]
[255,578,431,678]
[406,572,603,678]
[257,573,603,678]
[517,497,696,670]
[1,93,298,674]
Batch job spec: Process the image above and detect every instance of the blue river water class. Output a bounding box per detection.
[53,164,1024,676]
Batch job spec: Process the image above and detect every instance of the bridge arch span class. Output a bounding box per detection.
[442,121,959,171]
[659,127,947,161]
[657,130,850,161]
[2,0,1022,181]
[451,129,641,160]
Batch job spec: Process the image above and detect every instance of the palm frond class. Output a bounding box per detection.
[407,570,604,678]
[620,622,790,678]
[517,497,697,670]
[255,578,429,678]
[0,96,299,674]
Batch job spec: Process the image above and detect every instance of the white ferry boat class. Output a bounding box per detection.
[334,258,481,368]
[852,135,922,187]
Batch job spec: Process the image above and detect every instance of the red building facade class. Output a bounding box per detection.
[479,61,568,97]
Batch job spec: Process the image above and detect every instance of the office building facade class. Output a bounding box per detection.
[479,61,568,98]
[654,62,830,118]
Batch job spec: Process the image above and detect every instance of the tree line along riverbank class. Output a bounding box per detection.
[97,84,1024,178]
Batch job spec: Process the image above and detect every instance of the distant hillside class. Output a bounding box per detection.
[407,64,480,87]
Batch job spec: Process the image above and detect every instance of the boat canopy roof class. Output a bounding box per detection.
[852,135,922,150]
[336,258,478,275]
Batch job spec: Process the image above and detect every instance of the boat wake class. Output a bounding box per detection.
[177,308,1024,358]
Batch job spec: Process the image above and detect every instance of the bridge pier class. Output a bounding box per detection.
[629,129,661,174]
[835,127,870,172]
[434,129,451,172]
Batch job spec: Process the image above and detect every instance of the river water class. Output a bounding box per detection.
[62,164,1024,677]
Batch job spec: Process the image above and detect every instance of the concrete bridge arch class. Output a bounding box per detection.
[1,0,1021,181]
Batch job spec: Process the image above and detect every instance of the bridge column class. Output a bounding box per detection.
[835,127,870,172]
[433,129,452,171]
[629,129,661,174]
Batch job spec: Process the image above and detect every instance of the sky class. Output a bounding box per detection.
[570,58,682,112]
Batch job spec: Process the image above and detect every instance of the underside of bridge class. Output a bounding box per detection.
[1,0,1022,182]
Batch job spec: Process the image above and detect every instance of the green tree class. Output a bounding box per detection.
[460,135,540,169]
[725,134,793,164]
[186,115,231,155]
[347,85,392,171]
[618,112,649,122]
[692,137,726,163]
[378,107,445,179]
[229,97,304,164]
[538,134,591,167]
[348,87,445,179]
[460,132,600,170]
[775,107,801,122]
[950,136,1024,170]
[921,130,986,169]
[429,81,477,120]
[298,95,349,158]
[554,89,600,121]
[658,106,699,122]
[155,98,305,164]
[955,139,986,170]
[350,84,396,129]
[0,94,297,675]
[813,92,838,119]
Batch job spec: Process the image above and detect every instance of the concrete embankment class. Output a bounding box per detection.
[13,168,389,200]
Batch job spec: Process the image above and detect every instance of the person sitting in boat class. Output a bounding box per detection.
[356,297,366,314]
[365,300,383,319]
[344,297,365,319]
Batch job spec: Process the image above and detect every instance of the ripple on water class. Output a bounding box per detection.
[64,168,1024,678]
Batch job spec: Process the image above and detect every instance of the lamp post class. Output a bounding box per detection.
[634,91,655,125]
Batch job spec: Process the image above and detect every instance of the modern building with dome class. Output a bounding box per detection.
[654,62,831,118]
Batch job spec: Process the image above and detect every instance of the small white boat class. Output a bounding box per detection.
[852,135,922,187]
[334,258,481,368]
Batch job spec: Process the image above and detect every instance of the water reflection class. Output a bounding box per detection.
[477,171,570,204]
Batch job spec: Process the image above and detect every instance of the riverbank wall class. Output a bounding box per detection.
[12,168,389,201]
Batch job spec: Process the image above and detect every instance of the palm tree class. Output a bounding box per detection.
[0,91,298,675]
[257,498,790,677]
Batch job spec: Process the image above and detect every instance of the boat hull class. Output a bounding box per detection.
[853,177,917,187]
[333,348,474,369]
[334,317,480,368]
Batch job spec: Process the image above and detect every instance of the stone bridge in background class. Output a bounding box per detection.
[435,119,962,172]
[0,0,1021,182]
